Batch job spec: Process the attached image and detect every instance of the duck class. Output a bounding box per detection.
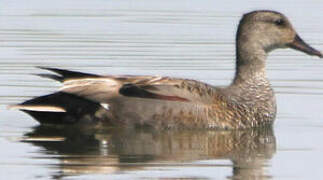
[9,10,322,129]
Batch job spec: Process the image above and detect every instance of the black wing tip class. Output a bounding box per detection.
[33,73,63,82]
[36,66,68,74]
[36,66,48,70]
[36,66,57,71]
[35,66,100,81]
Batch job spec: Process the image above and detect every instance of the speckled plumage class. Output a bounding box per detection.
[9,10,322,129]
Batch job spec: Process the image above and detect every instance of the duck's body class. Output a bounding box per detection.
[9,10,322,129]
[16,70,275,129]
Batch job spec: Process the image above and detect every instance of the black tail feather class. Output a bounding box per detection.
[20,92,106,125]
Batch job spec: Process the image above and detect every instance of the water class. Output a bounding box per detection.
[1,0,323,179]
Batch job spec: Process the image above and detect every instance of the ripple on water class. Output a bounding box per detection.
[1,0,323,179]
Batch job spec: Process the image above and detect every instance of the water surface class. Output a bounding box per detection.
[1,0,323,179]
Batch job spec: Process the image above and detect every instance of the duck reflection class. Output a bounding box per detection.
[23,125,276,179]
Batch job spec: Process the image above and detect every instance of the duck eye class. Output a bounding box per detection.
[274,19,285,26]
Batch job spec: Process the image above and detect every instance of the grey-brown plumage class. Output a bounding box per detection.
[9,10,322,129]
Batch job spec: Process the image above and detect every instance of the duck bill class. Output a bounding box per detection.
[287,34,322,58]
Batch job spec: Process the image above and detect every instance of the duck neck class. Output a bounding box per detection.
[232,38,269,86]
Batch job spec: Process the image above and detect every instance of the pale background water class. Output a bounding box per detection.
[1,0,323,179]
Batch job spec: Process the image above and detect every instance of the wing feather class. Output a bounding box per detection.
[37,67,217,104]
[61,75,216,104]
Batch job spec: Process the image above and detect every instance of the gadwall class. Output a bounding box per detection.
[9,10,322,129]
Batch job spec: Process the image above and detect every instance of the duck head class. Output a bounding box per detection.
[236,10,322,58]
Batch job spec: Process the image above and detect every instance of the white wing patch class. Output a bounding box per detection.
[100,103,110,110]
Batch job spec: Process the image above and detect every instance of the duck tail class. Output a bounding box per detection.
[8,92,107,125]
